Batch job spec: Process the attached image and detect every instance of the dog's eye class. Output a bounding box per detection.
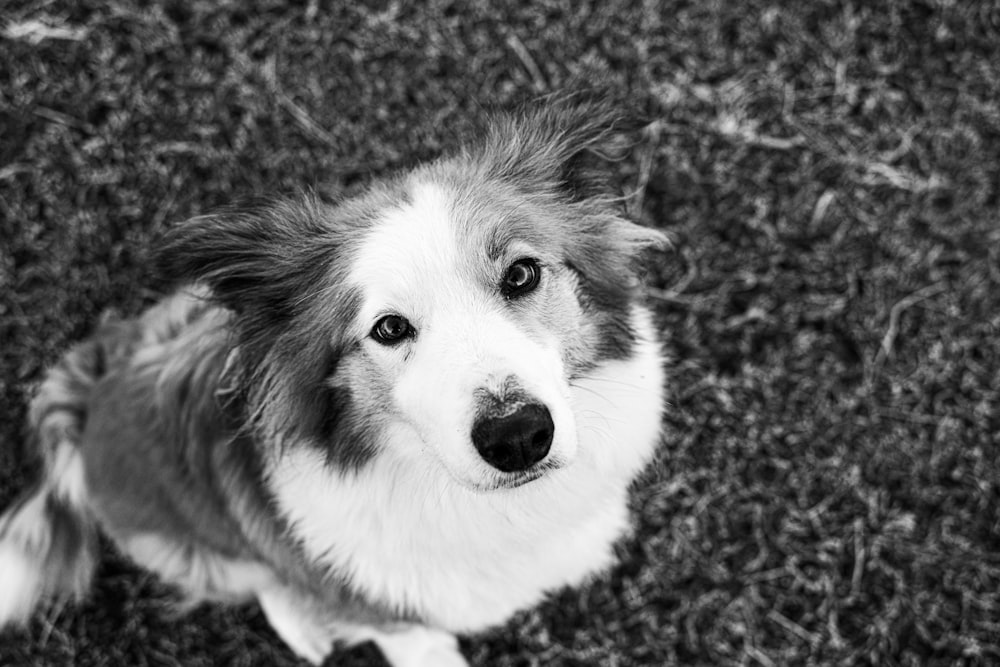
[371,315,413,345]
[502,258,541,298]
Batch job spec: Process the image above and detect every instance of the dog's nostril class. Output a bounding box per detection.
[471,403,553,473]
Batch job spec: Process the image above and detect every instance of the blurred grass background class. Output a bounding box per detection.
[1,1,998,665]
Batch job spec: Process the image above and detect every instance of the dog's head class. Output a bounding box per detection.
[157,97,666,491]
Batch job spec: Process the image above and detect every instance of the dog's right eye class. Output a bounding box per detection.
[371,315,413,345]
[501,258,541,299]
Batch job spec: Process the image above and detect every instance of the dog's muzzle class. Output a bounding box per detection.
[471,402,554,473]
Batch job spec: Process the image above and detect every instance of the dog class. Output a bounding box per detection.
[0,97,667,666]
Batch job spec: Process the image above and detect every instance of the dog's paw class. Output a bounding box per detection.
[416,643,469,667]
[373,626,468,667]
[257,588,334,665]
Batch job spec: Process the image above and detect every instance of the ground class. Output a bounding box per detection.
[1,1,998,665]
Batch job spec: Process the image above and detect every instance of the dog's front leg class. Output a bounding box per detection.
[257,586,338,664]
[257,587,467,666]
[368,625,468,667]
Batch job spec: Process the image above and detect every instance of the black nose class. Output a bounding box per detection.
[471,403,554,473]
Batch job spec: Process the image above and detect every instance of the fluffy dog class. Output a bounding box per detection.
[0,97,666,665]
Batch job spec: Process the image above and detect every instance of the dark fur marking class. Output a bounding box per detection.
[320,386,379,471]
[564,259,637,361]
[44,493,92,578]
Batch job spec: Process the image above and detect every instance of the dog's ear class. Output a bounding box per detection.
[479,93,668,250]
[155,197,337,323]
[480,93,629,195]
[156,198,366,455]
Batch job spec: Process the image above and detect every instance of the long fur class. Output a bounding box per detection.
[0,96,666,665]
[0,330,107,625]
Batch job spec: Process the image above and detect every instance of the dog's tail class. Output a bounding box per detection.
[0,333,111,627]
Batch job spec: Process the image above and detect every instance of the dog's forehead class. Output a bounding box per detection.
[348,174,571,324]
[350,180,484,313]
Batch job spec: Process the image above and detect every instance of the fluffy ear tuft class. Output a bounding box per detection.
[154,197,366,456]
[477,93,670,290]
[611,217,672,254]
[155,197,337,323]
[476,92,644,202]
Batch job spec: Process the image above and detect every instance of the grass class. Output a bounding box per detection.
[2,0,999,665]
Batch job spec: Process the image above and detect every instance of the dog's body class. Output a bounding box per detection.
[0,99,666,665]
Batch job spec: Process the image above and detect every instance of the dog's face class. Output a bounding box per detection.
[157,98,665,491]
[344,178,593,489]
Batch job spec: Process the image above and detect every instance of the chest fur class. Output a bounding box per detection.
[266,334,664,631]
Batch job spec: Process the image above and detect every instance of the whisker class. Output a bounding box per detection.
[569,384,619,405]
[578,423,615,445]
[572,376,646,390]
[577,408,628,424]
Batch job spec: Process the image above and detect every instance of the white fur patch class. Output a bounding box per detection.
[268,305,664,632]
[51,443,87,507]
[0,541,45,626]
[568,307,665,481]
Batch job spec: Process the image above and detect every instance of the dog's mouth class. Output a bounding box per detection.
[475,458,562,492]
[497,469,545,490]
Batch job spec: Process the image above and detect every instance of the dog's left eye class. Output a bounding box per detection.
[502,258,541,298]
[371,315,413,345]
